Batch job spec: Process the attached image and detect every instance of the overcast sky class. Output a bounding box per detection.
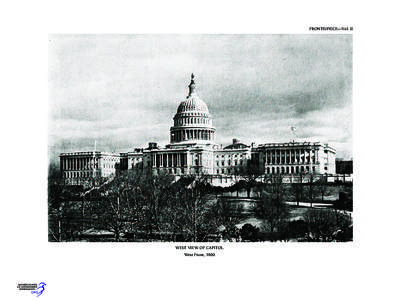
[49,34,352,162]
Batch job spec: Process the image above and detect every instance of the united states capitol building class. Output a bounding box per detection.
[60,74,336,186]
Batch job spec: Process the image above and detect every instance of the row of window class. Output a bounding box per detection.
[266,166,316,174]
[64,171,94,178]
[64,170,116,178]
[63,163,117,170]
[175,117,210,126]
[154,168,204,175]
[216,167,244,175]
[266,158,315,164]
[216,160,245,167]
[216,154,246,159]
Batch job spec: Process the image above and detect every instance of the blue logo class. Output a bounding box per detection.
[31,282,46,297]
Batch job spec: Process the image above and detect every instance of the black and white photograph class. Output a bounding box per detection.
[48,34,353,243]
[6,1,400,299]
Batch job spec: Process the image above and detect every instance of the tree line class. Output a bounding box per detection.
[48,163,352,242]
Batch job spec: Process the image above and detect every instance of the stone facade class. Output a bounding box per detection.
[254,142,336,176]
[213,139,251,176]
[60,151,120,185]
[60,74,336,185]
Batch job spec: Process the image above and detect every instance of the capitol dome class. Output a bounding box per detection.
[169,74,216,145]
[176,73,210,115]
[177,94,209,114]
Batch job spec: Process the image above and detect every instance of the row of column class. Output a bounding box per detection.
[171,129,215,143]
[61,157,97,171]
[152,153,188,168]
[266,148,317,165]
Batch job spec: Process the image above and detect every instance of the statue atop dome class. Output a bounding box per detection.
[187,73,196,98]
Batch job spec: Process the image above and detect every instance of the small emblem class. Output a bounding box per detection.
[31,282,46,297]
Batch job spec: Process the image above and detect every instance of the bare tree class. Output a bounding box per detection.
[206,197,243,241]
[131,173,175,237]
[316,173,328,202]
[178,176,214,241]
[255,174,290,239]
[240,159,262,198]
[305,172,316,207]
[303,207,352,242]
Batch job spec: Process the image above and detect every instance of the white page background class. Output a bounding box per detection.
[3,1,399,299]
